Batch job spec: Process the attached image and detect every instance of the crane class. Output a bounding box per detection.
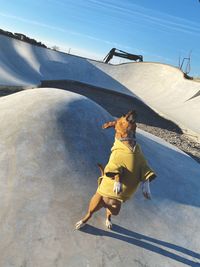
[103,48,143,63]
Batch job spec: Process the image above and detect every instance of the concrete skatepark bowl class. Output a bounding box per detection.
[0,88,199,267]
[0,34,200,266]
[0,34,200,140]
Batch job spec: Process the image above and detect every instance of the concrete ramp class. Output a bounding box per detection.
[0,88,199,267]
[0,34,200,140]
[97,62,200,139]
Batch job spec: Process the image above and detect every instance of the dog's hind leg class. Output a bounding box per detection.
[105,201,121,229]
[75,192,104,230]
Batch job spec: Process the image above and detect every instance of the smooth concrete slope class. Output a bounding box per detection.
[0,88,200,267]
[0,34,130,94]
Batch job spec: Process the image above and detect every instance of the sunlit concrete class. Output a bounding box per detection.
[0,88,199,267]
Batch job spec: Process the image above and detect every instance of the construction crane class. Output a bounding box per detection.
[179,51,192,75]
[103,48,143,63]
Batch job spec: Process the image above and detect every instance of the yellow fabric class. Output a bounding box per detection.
[97,139,156,202]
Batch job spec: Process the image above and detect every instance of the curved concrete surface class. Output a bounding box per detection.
[98,63,200,139]
[0,34,200,140]
[0,88,199,267]
[40,79,184,133]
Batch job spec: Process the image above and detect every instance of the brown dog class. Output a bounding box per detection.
[75,110,156,230]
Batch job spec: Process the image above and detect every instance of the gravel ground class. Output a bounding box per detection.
[137,123,200,164]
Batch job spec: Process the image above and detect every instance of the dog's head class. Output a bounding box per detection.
[102,110,137,138]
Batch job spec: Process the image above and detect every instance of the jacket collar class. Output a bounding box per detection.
[111,138,137,153]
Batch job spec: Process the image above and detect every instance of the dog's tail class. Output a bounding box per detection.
[97,163,104,176]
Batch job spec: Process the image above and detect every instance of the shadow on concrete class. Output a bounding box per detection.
[81,224,200,266]
[41,80,183,134]
[2,38,41,83]
[55,96,114,184]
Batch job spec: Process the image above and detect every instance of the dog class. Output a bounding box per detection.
[75,110,156,230]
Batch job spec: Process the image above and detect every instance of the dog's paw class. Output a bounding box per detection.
[143,191,152,200]
[75,220,85,230]
[142,180,152,200]
[106,219,112,229]
[113,182,122,194]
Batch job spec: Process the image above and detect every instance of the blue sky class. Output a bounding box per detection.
[0,0,200,76]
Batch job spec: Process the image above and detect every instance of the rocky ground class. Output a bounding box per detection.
[137,123,200,164]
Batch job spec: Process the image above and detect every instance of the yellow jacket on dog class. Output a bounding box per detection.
[97,139,156,202]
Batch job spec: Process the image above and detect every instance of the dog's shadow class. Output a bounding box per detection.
[80,224,200,266]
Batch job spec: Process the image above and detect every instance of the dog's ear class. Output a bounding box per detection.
[125,110,137,123]
[102,121,116,129]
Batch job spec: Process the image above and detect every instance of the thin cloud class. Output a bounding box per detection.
[0,12,130,49]
[88,0,200,36]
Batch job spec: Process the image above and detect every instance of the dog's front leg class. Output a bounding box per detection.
[113,173,122,194]
[142,179,152,199]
